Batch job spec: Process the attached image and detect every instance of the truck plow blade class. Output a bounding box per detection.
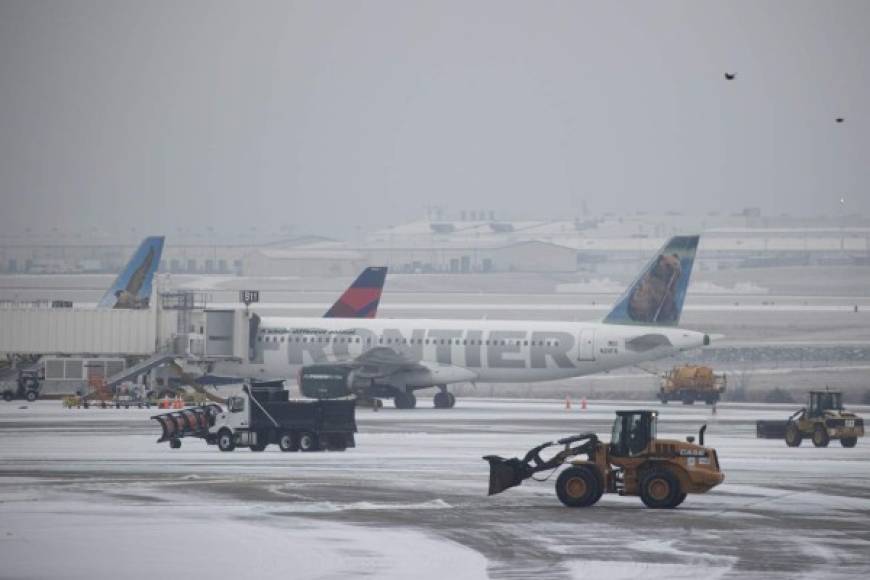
[152,404,222,443]
[483,456,532,496]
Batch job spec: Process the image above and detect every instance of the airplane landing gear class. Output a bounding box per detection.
[394,391,417,409]
[433,386,456,409]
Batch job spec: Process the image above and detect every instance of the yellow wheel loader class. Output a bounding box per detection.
[484,410,724,509]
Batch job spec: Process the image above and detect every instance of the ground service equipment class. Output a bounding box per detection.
[152,383,357,452]
[484,410,724,509]
[1,369,42,402]
[659,365,725,405]
[756,389,864,447]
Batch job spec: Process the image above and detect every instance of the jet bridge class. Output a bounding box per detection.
[0,296,256,357]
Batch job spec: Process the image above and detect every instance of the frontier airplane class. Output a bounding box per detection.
[211,236,708,409]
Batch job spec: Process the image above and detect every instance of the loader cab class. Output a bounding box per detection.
[808,390,842,417]
[610,410,657,457]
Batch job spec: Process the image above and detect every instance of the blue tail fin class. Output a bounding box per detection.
[603,235,699,326]
[323,267,388,318]
[98,236,165,309]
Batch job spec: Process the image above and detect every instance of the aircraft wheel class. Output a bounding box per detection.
[555,466,603,508]
[640,468,681,509]
[394,392,417,409]
[433,391,450,409]
[812,426,830,448]
[840,437,857,448]
[445,392,456,408]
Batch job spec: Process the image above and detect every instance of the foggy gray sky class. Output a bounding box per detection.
[1,1,868,238]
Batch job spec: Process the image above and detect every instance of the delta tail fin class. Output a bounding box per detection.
[323,266,388,318]
[97,236,165,309]
[603,235,699,327]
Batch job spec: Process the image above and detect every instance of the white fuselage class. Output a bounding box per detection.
[213,316,707,388]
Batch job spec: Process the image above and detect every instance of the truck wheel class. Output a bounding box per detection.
[170,439,181,449]
[640,468,681,509]
[298,432,320,452]
[682,399,695,405]
[785,424,802,447]
[394,392,416,409]
[25,390,38,402]
[555,466,603,508]
[840,437,857,448]
[278,433,297,452]
[217,430,236,452]
[661,399,669,404]
[3,392,13,402]
[812,426,829,448]
[250,441,267,452]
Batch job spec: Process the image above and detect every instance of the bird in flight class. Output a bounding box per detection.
[724,72,736,80]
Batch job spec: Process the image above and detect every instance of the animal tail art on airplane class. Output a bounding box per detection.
[604,235,699,327]
[323,266,388,318]
[97,236,165,309]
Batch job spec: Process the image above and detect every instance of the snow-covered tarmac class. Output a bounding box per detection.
[1,399,869,579]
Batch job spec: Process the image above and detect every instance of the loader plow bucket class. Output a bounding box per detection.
[484,455,530,496]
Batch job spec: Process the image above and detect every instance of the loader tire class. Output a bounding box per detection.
[640,467,681,509]
[555,466,603,508]
[812,426,829,448]
[673,491,687,508]
[785,424,802,447]
[840,437,857,448]
[217,429,236,452]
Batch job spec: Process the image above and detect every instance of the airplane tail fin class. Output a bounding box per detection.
[98,236,165,309]
[323,267,388,318]
[603,235,699,327]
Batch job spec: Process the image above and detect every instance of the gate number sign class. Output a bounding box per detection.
[239,290,260,306]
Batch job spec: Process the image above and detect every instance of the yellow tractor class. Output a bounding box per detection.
[484,410,724,509]
[785,390,864,448]
[757,390,865,447]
